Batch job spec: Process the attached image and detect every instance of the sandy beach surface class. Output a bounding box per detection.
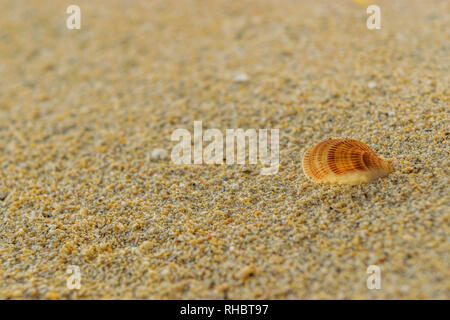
[0,0,448,299]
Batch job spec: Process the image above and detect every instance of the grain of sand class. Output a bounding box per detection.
[0,0,449,299]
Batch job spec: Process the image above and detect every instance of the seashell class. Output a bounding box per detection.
[302,139,393,185]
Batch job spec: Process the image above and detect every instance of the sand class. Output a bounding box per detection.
[0,0,448,299]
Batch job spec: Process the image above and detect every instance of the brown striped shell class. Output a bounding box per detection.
[302,139,393,185]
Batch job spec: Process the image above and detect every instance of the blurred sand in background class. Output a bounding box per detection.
[0,0,448,299]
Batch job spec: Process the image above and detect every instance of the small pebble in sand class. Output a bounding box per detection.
[229,183,239,190]
[368,81,377,89]
[151,148,168,160]
[233,72,249,83]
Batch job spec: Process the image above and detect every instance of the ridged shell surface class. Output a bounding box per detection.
[302,139,393,185]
